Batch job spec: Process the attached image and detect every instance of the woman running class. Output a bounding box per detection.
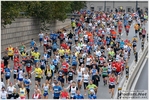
[1,87,8,99]
[83,70,90,95]
[108,72,117,99]
[7,82,14,99]
[19,84,27,100]
[101,63,108,86]
[42,80,50,99]
[77,67,83,89]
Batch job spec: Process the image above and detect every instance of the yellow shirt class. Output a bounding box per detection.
[30,50,35,56]
[33,52,40,60]
[75,52,79,57]
[7,47,14,56]
[59,49,65,56]
[20,88,26,97]
[35,68,42,78]
[65,49,70,55]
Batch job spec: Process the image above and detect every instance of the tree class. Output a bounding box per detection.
[1,1,86,28]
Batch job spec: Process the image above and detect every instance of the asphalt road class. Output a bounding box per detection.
[2,20,148,99]
[135,60,148,90]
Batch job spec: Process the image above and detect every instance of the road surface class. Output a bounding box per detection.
[2,20,148,99]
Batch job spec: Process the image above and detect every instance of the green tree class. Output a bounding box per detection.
[1,1,86,28]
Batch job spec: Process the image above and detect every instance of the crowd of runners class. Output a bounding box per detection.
[1,7,148,99]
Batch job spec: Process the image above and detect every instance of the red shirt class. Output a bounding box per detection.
[14,57,19,66]
[60,33,64,39]
[118,25,123,30]
[61,43,68,49]
[115,62,121,72]
[109,76,116,82]
[1,63,4,73]
[112,61,116,67]
[61,91,69,99]
[62,62,69,72]
[14,49,19,55]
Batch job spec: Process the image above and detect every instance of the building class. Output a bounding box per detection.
[86,1,148,12]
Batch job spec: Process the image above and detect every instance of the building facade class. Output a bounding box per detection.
[86,1,148,12]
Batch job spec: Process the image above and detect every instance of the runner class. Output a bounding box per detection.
[101,63,108,85]
[52,81,62,99]
[86,80,98,95]
[73,90,84,99]
[108,72,117,98]
[1,60,5,82]
[17,65,25,88]
[32,89,41,99]
[6,45,14,61]
[34,64,42,86]
[67,67,75,83]
[12,88,19,99]
[0,87,8,99]
[42,80,50,99]
[19,84,26,100]
[45,65,53,83]
[23,75,32,99]
[23,56,33,78]
[68,81,78,99]
[60,88,69,99]
[4,64,11,86]
[77,67,83,89]
[7,82,14,99]
[82,70,90,95]
[38,31,44,46]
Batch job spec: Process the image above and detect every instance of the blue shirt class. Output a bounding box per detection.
[5,68,11,77]
[88,94,97,99]
[52,59,58,66]
[30,40,35,47]
[23,79,31,89]
[73,94,84,99]
[53,86,62,97]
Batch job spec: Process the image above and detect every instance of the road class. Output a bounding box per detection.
[2,20,148,99]
[135,60,148,90]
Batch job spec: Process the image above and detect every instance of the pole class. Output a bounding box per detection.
[117,88,122,99]
[136,1,138,11]
[113,1,115,8]
[126,65,129,79]
[104,1,106,12]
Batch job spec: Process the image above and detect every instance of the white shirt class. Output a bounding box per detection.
[95,50,101,57]
[86,57,91,65]
[83,74,89,83]
[0,82,5,90]
[106,28,111,34]
[38,33,44,38]
[0,91,7,99]
[7,86,14,94]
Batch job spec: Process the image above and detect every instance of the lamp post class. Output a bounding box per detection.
[136,1,138,11]
[104,1,106,12]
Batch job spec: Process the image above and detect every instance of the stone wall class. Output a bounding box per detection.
[1,18,71,53]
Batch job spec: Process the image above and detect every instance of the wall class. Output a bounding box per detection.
[86,1,148,12]
[1,18,71,53]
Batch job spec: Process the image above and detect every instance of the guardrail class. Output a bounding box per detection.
[120,40,148,98]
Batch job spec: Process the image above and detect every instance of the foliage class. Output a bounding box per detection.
[1,1,86,27]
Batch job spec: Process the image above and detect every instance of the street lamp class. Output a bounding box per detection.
[136,1,138,11]
[104,1,106,12]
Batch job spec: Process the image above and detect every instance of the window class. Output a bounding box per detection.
[144,7,148,11]
[127,8,131,12]
[98,6,103,11]
[107,8,110,12]
[91,7,94,11]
